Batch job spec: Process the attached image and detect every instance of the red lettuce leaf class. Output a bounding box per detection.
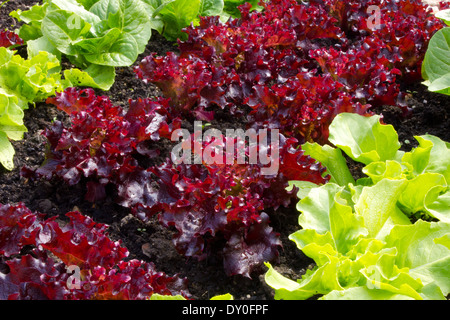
[34,212,129,269]
[1,251,69,300]
[223,212,281,277]
[0,203,41,257]
[0,30,23,48]
[315,0,445,81]
[65,260,189,300]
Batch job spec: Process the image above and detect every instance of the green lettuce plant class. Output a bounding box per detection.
[149,0,226,41]
[149,293,233,300]
[265,113,450,300]
[0,47,65,170]
[11,0,155,90]
[422,8,450,95]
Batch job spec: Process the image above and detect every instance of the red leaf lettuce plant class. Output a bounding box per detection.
[23,87,328,277]
[0,202,189,300]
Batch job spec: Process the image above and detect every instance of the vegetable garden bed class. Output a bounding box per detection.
[0,0,449,300]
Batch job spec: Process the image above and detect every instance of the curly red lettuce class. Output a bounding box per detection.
[23,87,328,277]
[0,30,23,48]
[136,0,444,134]
[0,203,189,300]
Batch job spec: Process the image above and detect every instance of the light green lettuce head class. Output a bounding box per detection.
[266,113,450,300]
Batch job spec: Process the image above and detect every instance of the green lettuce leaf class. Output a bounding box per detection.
[265,181,450,300]
[9,2,49,41]
[200,0,224,16]
[149,293,233,300]
[0,50,60,102]
[0,88,26,129]
[397,173,447,216]
[0,131,15,171]
[223,0,262,18]
[286,180,319,201]
[265,259,343,300]
[324,282,446,300]
[362,160,404,183]
[27,36,62,59]
[435,8,450,26]
[386,220,450,296]
[0,47,64,170]
[148,294,188,300]
[302,142,355,186]
[75,28,139,66]
[426,191,450,223]
[0,89,27,170]
[156,0,224,41]
[140,0,167,33]
[14,0,153,90]
[353,179,410,240]
[312,114,450,222]
[422,27,450,95]
[295,183,367,254]
[401,135,449,180]
[435,234,450,249]
[42,9,92,56]
[157,0,201,41]
[63,64,115,90]
[89,0,152,54]
[328,113,402,165]
[266,114,450,300]
[407,135,450,183]
[50,0,101,25]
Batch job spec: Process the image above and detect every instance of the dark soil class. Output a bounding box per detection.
[1,0,449,300]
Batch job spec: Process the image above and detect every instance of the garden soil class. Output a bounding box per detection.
[0,0,449,300]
